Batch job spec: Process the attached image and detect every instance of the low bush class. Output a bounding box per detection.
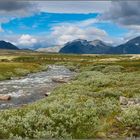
[14,68,30,76]
[0,56,139,139]
[120,106,140,128]
[102,65,124,73]
[117,106,140,137]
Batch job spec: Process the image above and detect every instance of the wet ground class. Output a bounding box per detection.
[0,65,74,109]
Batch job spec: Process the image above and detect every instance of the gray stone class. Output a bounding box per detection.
[120,96,128,105]
[134,98,140,104]
[127,100,135,106]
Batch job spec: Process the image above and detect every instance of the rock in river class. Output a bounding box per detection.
[52,76,70,83]
[0,95,11,101]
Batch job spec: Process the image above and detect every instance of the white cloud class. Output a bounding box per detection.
[79,19,99,27]
[49,19,108,45]
[17,34,37,48]
[123,25,140,31]
[0,24,4,32]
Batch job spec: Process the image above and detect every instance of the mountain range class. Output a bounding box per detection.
[59,36,140,54]
[0,36,140,54]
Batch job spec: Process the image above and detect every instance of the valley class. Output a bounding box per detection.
[0,0,140,139]
[0,51,139,138]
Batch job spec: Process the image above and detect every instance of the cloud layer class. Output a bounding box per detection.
[0,1,38,23]
[0,1,32,12]
[102,1,140,28]
[0,1,110,24]
[37,1,110,13]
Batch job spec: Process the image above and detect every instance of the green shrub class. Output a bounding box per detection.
[14,68,30,76]
[102,65,124,73]
[97,88,123,98]
[40,65,48,71]
[0,74,5,80]
[120,106,140,128]
[96,97,120,117]
[88,65,106,71]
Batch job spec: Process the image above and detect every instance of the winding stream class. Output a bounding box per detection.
[0,65,74,109]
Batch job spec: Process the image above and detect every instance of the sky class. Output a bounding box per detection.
[0,1,140,50]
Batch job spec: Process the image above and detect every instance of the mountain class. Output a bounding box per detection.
[108,36,140,54]
[59,39,112,54]
[89,40,112,54]
[59,36,140,54]
[0,41,19,50]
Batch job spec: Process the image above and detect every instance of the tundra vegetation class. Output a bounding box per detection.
[0,50,140,139]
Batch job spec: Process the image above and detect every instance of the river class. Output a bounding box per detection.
[0,65,74,109]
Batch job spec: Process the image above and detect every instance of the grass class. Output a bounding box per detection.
[0,51,140,139]
[0,62,48,80]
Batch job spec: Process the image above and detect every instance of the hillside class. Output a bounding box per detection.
[0,41,19,50]
[59,39,112,54]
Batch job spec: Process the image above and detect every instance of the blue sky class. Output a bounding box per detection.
[2,12,128,37]
[2,13,98,34]
[0,1,139,50]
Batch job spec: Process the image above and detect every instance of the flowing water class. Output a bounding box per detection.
[0,65,74,109]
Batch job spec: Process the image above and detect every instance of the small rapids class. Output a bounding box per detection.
[0,65,74,109]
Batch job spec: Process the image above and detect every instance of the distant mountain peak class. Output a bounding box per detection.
[89,39,112,47]
[59,39,112,54]
[67,39,88,45]
[89,39,104,46]
[70,39,87,42]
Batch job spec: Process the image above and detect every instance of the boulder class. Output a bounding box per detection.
[0,95,11,101]
[134,98,140,104]
[120,96,128,105]
[44,92,51,96]
[52,76,69,83]
[10,77,21,80]
[127,100,135,106]
[52,78,67,83]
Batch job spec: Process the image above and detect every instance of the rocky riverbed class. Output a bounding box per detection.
[0,65,75,109]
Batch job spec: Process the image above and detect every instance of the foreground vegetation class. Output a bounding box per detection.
[0,50,140,139]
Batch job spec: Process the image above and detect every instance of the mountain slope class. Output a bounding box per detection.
[59,39,112,54]
[0,41,19,50]
[89,40,112,54]
[108,36,140,54]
